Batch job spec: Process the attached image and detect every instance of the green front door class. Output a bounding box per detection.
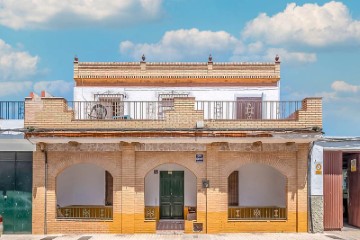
[160,171,184,219]
[0,152,32,233]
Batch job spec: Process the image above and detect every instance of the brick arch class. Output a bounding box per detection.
[49,152,118,179]
[226,163,287,179]
[222,153,292,179]
[136,155,203,180]
[226,163,288,208]
[143,162,198,180]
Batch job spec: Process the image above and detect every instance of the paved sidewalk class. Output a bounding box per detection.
[1,231,360,240]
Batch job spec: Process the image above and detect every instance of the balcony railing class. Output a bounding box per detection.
[228,206,287,220]
[57,205,113,220]
[67,101,165,120]
[67,100,301,121]
[0,101,25,119]
[196,101,301,120]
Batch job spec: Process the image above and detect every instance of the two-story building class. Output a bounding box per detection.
[23,55,323,234]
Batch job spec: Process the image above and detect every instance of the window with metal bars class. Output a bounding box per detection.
[92,94,125,119]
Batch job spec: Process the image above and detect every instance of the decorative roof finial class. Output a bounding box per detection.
[208,54,213,62]
[141,54,146,62]
[275,54,280,63]
[74,55,78,62]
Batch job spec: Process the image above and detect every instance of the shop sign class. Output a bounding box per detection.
[351,159,357,172]
[315,163,322,175]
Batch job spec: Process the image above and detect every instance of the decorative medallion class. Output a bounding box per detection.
[253,208,261,217]
[146,208,155,219]
[83,208,90,218]
[245,103,255,119]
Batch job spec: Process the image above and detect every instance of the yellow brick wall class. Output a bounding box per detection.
[32,142,309,234]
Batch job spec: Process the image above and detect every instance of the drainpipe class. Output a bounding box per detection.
[40,143,48,234]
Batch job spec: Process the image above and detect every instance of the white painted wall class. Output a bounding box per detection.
[74,86,280,102]
[56,163,106,207]
[310,144,324,196]
[237,164,286,207]
[145,163,197,206]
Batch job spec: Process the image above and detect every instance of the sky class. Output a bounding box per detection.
[0,0,359,136]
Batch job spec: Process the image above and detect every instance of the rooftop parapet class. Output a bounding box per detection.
[73,57,281,86]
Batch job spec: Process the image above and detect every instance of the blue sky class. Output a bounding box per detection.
[0,0,359,136]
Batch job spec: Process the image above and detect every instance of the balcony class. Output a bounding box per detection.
[0,101,25,120]
[24,97,322,132]
[66,100,302,121]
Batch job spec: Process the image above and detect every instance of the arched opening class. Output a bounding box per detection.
[56,163,113,220]
[144,163,197,223]
[228,163,287,220]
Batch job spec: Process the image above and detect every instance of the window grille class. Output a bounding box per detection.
[91,94,125,119]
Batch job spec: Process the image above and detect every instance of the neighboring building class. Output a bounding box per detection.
[309,137,360,232]
[0,102,35,234]
[23,56,323,234]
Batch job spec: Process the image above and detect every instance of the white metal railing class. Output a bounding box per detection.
[68,101,164,120]
[66,100,301,121]
[196,101,301,120]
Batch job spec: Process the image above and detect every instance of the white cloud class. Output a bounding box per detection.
[0,39,39,80]
[120,28,241,61]
[0,0,163,29]
[231,47,316,64]
[313,80,360,103]
[265,48,317,63]
[120,28,315,64]
[0,81,32,97]
[242,1,360,47]
[331,80,359,93]
[34,80,73,95]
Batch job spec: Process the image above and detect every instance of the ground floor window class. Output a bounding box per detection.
[228,164,287,220]
[56,163,113,220]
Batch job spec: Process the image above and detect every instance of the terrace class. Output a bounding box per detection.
[22,96,322,133]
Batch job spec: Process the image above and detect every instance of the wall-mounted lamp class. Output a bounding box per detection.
[202,179,210,188]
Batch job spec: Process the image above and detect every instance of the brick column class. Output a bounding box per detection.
[32,146,46,234]
[296,143,309,232]
[120,142,136,233]
[205,143,225,233]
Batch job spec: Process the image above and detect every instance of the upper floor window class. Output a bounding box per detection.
[90,93,125,119]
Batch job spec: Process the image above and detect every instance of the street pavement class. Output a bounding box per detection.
[1,231,360,240]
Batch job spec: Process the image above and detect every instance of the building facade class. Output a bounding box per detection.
[23,56,322,234]
[0,102,34,234]
[310,138,360,232]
